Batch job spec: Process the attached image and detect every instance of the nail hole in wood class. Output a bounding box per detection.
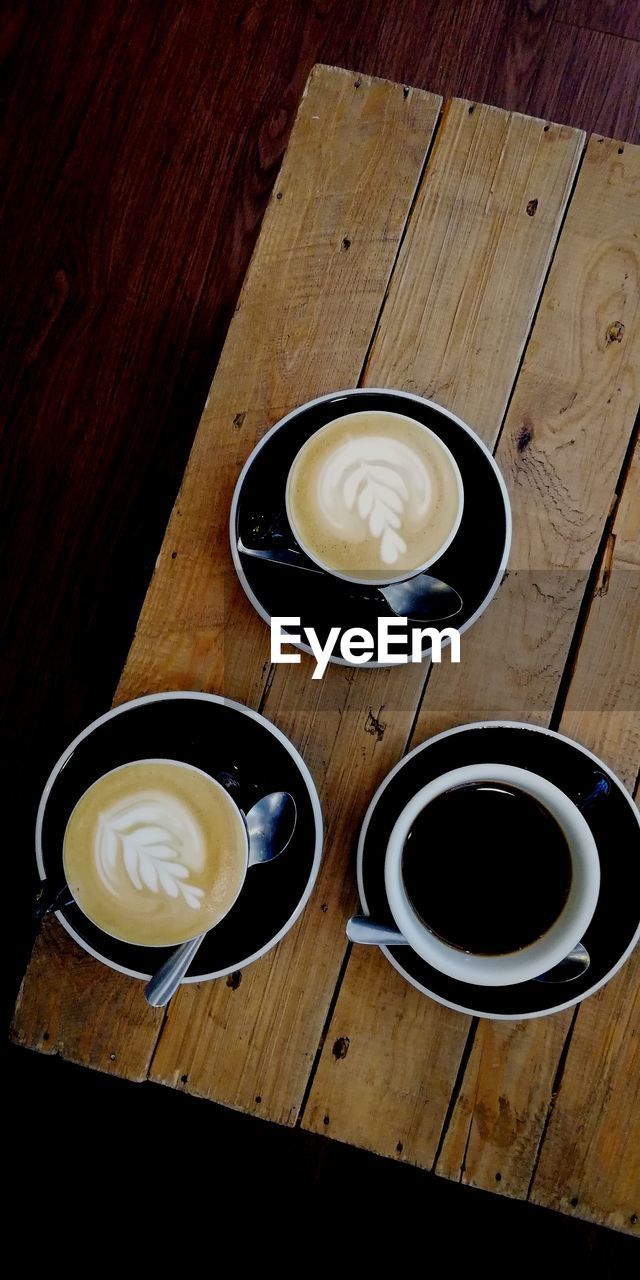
[42,1031,50,1041]
[495,1171,502,1182]
[171,551,177,559]
[396,1141,403,1153]
[323,1114,330,1126]
[526,199,538,217]
[618,147,624,154]
[276,191,283,200]
[468,105,475,114]
[255,1095,262,1104]
[570,1196,579,1207]
[342,237,351,250]
[181,1074,188,1084]
[543,125,550,132]
[354,80,361,89]
[403,86,410,99]
[630,1214,638,1225]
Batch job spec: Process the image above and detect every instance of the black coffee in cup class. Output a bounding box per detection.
[402,782,573,956]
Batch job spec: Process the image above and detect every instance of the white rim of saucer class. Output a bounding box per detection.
[356,720,640,1020]
[35,692,324,983]
[229,388,512,668]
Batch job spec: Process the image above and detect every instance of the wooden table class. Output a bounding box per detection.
[12,66,639,1235]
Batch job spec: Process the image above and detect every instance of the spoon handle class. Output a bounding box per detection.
[238,540,321,574]
[346,915,407,946]
[144,932,206,1007]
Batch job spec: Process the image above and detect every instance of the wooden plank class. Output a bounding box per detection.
[150,99,585,1123]
[116,64,442,705]
[529,453,639,1234]
[303,135,640,1178]
[366,98,586,439]
[561,445,640,787]
[10,65,443,1075]
[436,449,640,1207]
[530,864,639,1235]
[9,917,161,1080]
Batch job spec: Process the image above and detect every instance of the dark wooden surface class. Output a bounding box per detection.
[2,1,638,1249]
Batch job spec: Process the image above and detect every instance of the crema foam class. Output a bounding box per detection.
[63,760,247,947]
[286,410,462,582]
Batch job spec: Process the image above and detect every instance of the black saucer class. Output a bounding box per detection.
[357,722,640,1019]
[36,693,323,981]
[230,389,511,666]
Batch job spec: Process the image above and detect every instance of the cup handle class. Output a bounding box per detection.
[346,915,408,947]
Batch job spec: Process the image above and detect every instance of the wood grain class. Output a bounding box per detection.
[10,916,161,1080]
[561,445,640,785]
[366,100,585,438]
[10,66,442,1077]
[303,135,640,1193]
[530,832,639,1235]
[529,23,640,142]
[3,2,639,1232]
[117,65,441,702]
[148,97,583,1124]
[5,2,639,1017]
[435,453,639,1209]
[562,0,640,42]
[428,332,640,1223]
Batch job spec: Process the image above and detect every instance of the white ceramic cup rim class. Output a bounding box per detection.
[384,763,601,987]
[284,409,465,586]
[62,757,249,948]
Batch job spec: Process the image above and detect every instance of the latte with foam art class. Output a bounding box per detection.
[63,760,247,946]
[286,410,462,583]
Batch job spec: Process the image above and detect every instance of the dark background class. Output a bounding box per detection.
[2,1,639,1257]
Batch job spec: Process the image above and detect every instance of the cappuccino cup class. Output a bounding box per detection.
[384,764,600,986]
[63,759,249,948]
[285,408,464,586]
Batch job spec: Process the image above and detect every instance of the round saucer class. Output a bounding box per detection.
[230,389,511,667]
[36,693,323,981]
[357,722,640,1019]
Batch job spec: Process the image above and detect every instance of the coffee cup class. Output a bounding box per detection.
[384,763,600,986]
[285,407,464,586]
[62,758,250,948]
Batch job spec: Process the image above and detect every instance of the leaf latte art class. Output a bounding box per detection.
[287,410,462,582]
[63,761,248,947]
[95,792,206,910]
[318,436,431,566]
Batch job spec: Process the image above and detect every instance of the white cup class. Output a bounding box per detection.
[284,412,465,587]
[384,763,600,986]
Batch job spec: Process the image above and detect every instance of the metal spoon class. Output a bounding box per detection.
[144,791,297,1007]
[237,538,462,623]
[346,916,590,984]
